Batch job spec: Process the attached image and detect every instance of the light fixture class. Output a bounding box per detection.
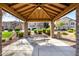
[37,7,41,10]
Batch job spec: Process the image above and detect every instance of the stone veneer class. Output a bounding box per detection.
[0,9,2,56]
[76,4,79,56]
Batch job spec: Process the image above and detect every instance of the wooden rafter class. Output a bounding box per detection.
[43,6,58,15]
[23,13,31,18]
[26,6,39,19]
[53,4,77,21]
[0,3,77,22]
[44,4,62,12]
[20,6,36,15]
[41,6,54,19]
[0,3,26,21]
[48,3,67,9]
[11,4,27,9]
[17,4,36,12]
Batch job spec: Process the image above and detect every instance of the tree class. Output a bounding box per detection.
[56,21,65,30]
[44,23,49,28]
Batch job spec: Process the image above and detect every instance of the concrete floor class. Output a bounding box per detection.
[2,35,76,56]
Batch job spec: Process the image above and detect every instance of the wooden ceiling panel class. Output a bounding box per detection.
[0,3,26,21]
[48,3,67,9]
[20,7,36,15]
[17,4,36,12]
[11,4,27,9]
[1,3,77,22]
[43,7,58,15]
[23,13,31,17]
[53,4,77,21]
[44,4,62,12]
[28,7,51,19]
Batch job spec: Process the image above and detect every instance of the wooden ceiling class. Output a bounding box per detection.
[0,3,77,22]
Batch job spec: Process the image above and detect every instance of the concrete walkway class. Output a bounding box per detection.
[2,35,76,56]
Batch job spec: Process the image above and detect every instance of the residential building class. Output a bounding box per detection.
[55,17,76,30]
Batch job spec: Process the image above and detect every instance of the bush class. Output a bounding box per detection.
[2,39,6,42]
[9,37,12,40]
[46,29,50,35]
[68,29,75,33]
[34,29,37,34]
[28,30,31,35]
[8,29,13,32]
[37,30,42,34]
[42,28,46,33]
[62,32,68,35]
[18,32,24,38]
[5,29,8,30]
[32,28,36,30]
[28,28,30,30]
[15,29,20,32]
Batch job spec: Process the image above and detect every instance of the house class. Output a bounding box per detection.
[55,17,76,30]
[2,21,48,30]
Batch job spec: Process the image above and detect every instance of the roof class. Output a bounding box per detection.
[0,3,77,22]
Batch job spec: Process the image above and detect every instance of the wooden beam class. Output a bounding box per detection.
[17,4,35,12]
[53,4,77,21]
[27,6,38,19]
[49,3,67,9]
[23,13,31,18]
[0,3,26,21]
[11,4,27,9]
[43,6,58,15]
[20,7,35,15]
[41,6,54,19]
[44,4,62,12]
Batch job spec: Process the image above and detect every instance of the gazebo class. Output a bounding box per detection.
[0,3,78,56]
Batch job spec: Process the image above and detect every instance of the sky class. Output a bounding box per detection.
[2,10,76,22]
[62,10,76,20]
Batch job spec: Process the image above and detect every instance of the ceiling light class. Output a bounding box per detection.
[37,7,41,10]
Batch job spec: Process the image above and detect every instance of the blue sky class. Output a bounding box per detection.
[2,10,76,22]
[62,10,76,20]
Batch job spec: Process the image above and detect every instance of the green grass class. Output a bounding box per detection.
[2,32,13,39]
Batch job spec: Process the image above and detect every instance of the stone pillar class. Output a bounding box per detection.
[50,20,54,38]
[0,9,2,56]
[24,21,28,37]
[76,4,79,56]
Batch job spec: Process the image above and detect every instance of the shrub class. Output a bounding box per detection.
[8,29,13,32]
[46,29,50,35]
[18,32,24,38]
[5,29,8,30]
[9,37,12,40]
[62,32,68,35]
[37,30,42,34]
[42,28,46,33]
[28,30,31,35]
[68,29,75,33]
[15,29,20,32]
[28,28,30,30]
[34,29,37,34]
[32,28,36,30]
[2,39,6,42]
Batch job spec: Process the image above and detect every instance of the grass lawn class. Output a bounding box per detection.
[2,31,13,39]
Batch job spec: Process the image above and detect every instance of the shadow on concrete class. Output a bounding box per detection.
[26,35,76,56]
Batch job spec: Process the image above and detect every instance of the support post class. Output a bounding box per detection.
[76,4,79,56]
[0,9,2,56]
[50,20,54,38]
[24,21,28,38]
